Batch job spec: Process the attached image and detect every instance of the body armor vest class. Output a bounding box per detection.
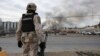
[21,13,37,32]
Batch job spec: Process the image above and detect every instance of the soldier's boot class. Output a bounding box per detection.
[38,48,45,56]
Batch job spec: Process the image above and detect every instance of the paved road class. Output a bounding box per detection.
[0,34,100,53]
[46,34,100,52]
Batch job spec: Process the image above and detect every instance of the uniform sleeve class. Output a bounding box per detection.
[16,19,22,41]
[33,15,45,42]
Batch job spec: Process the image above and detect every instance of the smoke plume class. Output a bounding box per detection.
[43,0,100,29]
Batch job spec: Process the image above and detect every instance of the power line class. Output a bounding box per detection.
[46,15,100,18]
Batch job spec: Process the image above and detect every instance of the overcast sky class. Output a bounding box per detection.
[0,0,61,22]
[0,0,100,27]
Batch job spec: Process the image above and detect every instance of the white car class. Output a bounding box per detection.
[95,32,100,35]
[82,32,91,35]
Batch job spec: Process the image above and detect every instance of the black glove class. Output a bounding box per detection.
[18,41,23,48]
[39,42,46,56]
[39,42,46,49]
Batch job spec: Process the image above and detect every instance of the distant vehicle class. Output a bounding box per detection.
[59,31,67,35]
[82,32,91,35]
[90,32,96,35]
[94,31,100,35]
[81,31,100,35]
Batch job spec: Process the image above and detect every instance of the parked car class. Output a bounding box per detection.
[90,32,96,35]
[94,31,100,35]
[59,31,67,35]
[82,32,91,35]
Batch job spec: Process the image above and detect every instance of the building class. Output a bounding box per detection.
[1,22,18,34]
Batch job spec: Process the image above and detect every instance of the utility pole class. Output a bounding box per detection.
[91,7,94,20]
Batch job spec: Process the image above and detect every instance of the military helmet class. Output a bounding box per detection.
[26,3,37,10]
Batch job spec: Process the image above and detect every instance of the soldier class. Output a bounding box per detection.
[16,3,45,56]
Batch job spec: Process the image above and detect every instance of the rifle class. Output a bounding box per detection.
[38,32,48,56]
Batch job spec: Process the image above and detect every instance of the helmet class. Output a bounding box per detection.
[26,3,37,11]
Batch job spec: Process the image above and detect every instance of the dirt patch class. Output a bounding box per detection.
[76,51,100,56]
[8,51,100,56]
